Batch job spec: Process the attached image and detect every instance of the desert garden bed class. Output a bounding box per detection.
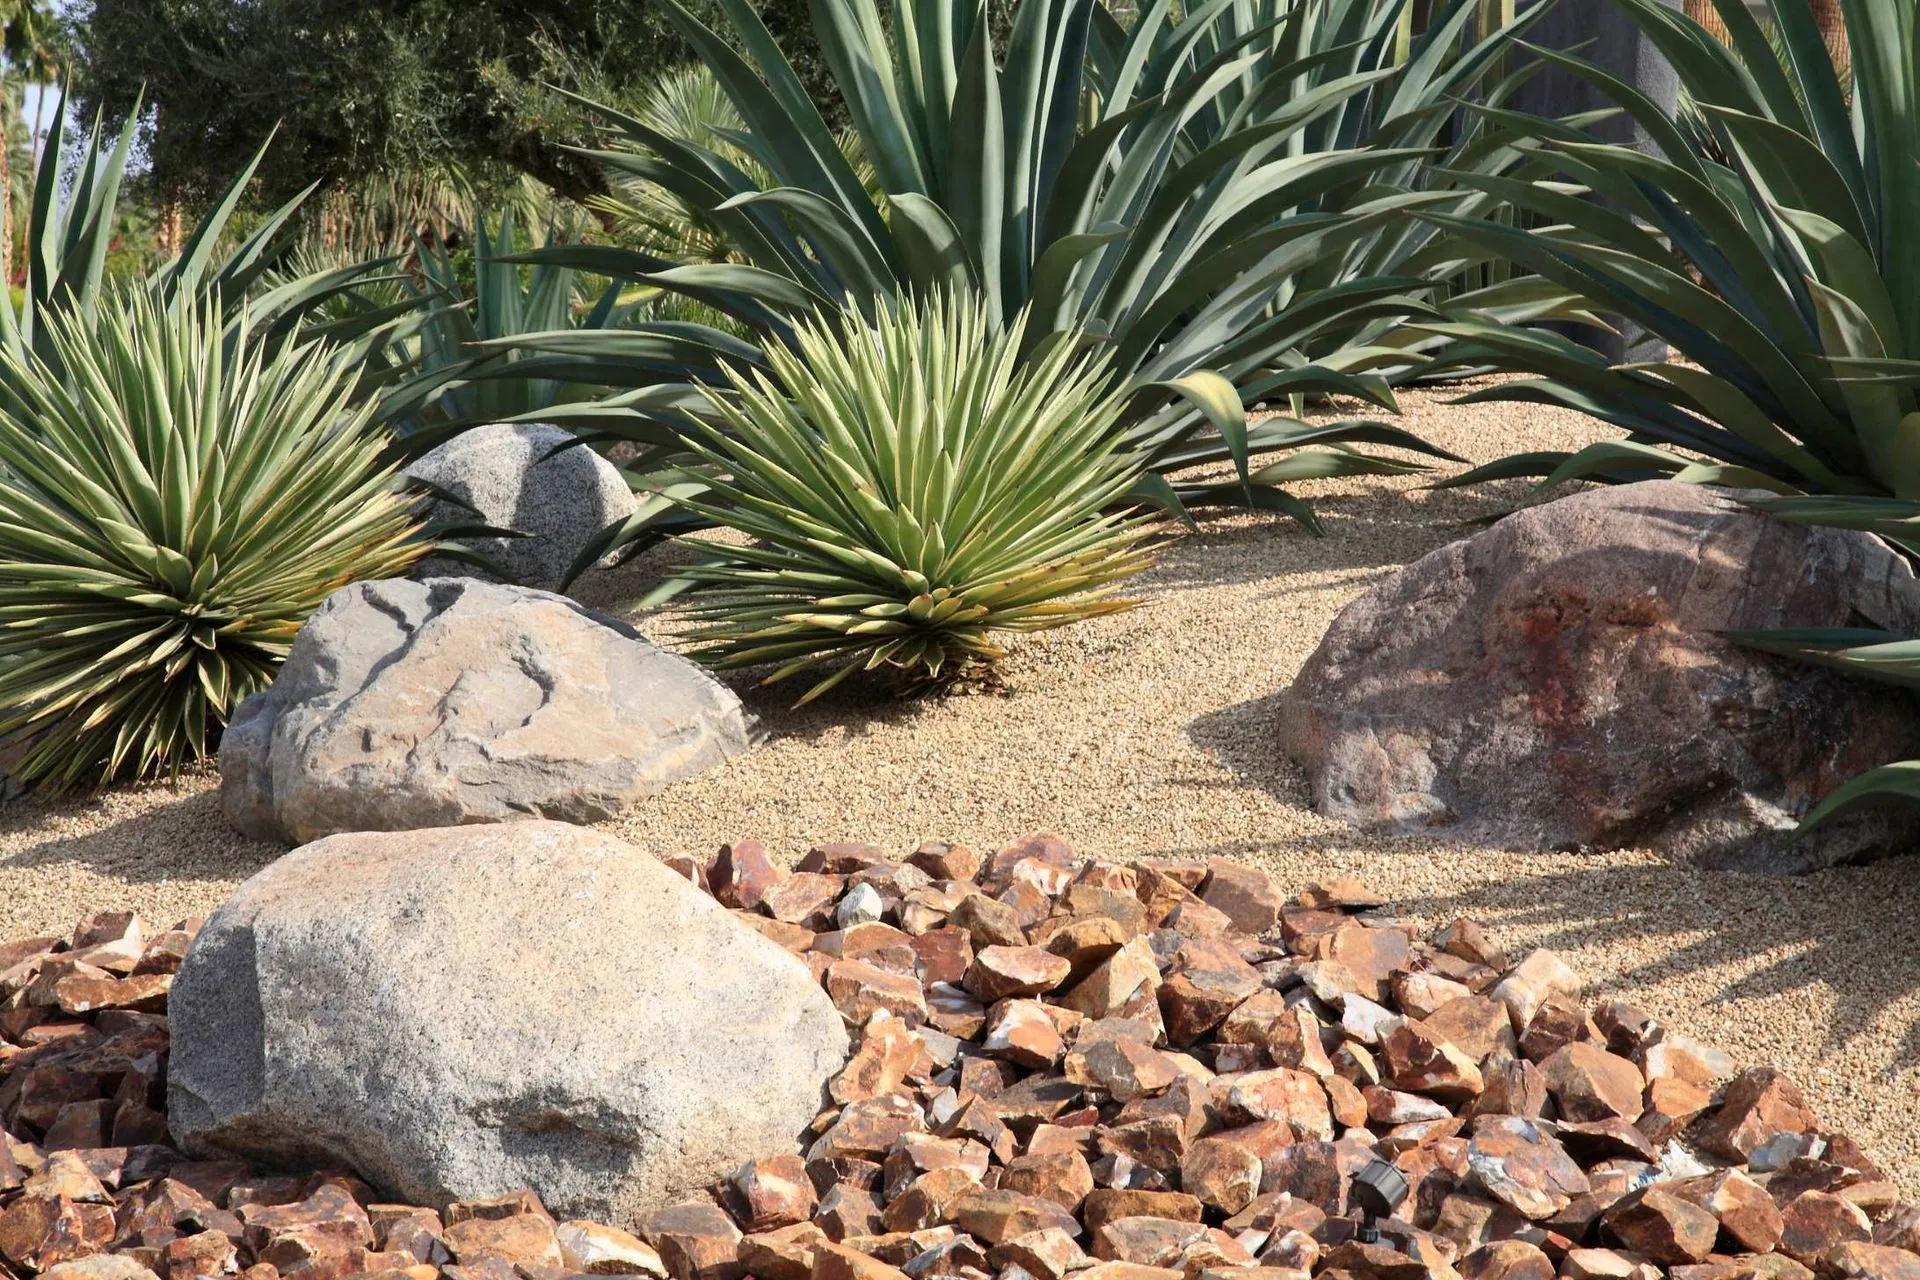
[2,824,1916,1280]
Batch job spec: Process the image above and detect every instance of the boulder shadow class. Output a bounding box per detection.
[0,782,283,883]
[1185,689,1309,810]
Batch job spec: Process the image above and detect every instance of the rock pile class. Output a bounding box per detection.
[2,840,1916,1280]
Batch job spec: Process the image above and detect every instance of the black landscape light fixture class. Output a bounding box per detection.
[1351,1158,1411,1245]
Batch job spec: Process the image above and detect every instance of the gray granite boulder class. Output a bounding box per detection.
[1279,481,1920,872]
[404,422,637,592]
[167,821,849,1225]
[221,577,751,844]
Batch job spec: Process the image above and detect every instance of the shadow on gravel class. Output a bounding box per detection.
[1186,689,1308,807]
[1164,830,1920,1069]
[0,783,281,883]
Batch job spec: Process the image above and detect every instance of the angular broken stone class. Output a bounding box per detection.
[1198,864,1281,937]
[1540,1042,1644,1123]
[946,1189,1077,1245]
[827,960,929,1025]
[555,1221,666,1276]
[1698,1068,1820,1163]
[1778,1191,1872,1268]
[1600,1187,1718,1266]
[711,842,784,912]
[999,1150,1094,1214]
[983,999,1065,1070]
[1226,1070,1333,1140]
[764,874,845,929]
[731,1155,818,1232]
[639,1202,743,1280]
[1180,1138,1262,1217]
[964,947,1072,1003]
[443,1215,565,1270]
[1667,1169,1781,1256]
[1381,1018,1483,1101]
[1490,951,1579,1033]
[1075,1037,1179,1103]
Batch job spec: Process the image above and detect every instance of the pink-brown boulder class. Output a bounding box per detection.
[1278,482,1920,870]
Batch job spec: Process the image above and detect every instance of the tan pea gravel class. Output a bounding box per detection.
[4,383,1919,1190]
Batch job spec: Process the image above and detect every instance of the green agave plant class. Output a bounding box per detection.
[498,0,1583,546]
[16,95,383,364]
[669,292,1156,702]
[1418,0,1920,500]
[366,207,630,442]
[0,289,426,789]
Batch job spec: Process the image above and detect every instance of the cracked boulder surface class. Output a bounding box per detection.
[219,578,753,846]
[1277,481,1920,872]
[163,820,849,1224]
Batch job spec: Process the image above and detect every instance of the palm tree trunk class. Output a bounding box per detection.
[1685,0,1730,41]
[1811,0,1850,83]
[1,87,13,288]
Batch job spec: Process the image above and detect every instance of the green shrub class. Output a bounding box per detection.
[501,0,1569,551]
[669,292,1156,702]
[1420,0,1920,500]
[0,290,426,788]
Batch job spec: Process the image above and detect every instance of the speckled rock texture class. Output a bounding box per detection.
[1279,481,1920,872]
[403,422,637,592]
[219,577,752,844]
[166,821,849,1225]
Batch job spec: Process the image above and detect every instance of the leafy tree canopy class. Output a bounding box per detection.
[66,0,824,213]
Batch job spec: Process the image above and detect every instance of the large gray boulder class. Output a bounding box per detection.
[221,577,751,845]
[1279,481,1920,872]
[168,821,850,1226]
[404,422,637,592]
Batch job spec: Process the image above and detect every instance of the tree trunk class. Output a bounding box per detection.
[1811,0,1850,82]
[1684,0,1729,41]
[1,89,13,289]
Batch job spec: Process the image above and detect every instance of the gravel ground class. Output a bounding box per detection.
[4,383,1919,1189]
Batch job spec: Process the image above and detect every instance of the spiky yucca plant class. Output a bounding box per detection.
[0,291,427,788]
[672,294,1155,702]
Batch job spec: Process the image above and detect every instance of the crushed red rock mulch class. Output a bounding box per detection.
[3,836,1917,1280]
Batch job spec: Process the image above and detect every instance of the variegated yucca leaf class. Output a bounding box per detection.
[0,290,427,789]
[668,292,1156,702]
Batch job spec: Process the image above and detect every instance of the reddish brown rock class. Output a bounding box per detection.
[907,842,980,883]
[640,1202,743,1280]
[827,960,928,1025]
[1827,1243,1920,1280]
[1382,1018,1483,1101]
[738,1223,825,1280]
[733,1155,819,1232]
[1601,1188,1718,1266]
[1082,1192,1204,1232]
[1670,1170,1781,1256]
[711,842,784,911]
[1778,1192,1872,1268]
[964,947,1072,1003]
[999,1150,1094,1214]
[1699,1069,1820,1163]
[1199,864,1281,937]
[763,873,846,929]
[443,1215,564,1270]
[1180,1138,1262,1217]
[1090,1216,1208,1268]
[1540,1043,1644,1123]
[947,1189,1077,1245]
[1227,1070,1332,1140]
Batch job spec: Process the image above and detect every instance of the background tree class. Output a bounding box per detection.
[66,0,832,226]
[1,0,60,283]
